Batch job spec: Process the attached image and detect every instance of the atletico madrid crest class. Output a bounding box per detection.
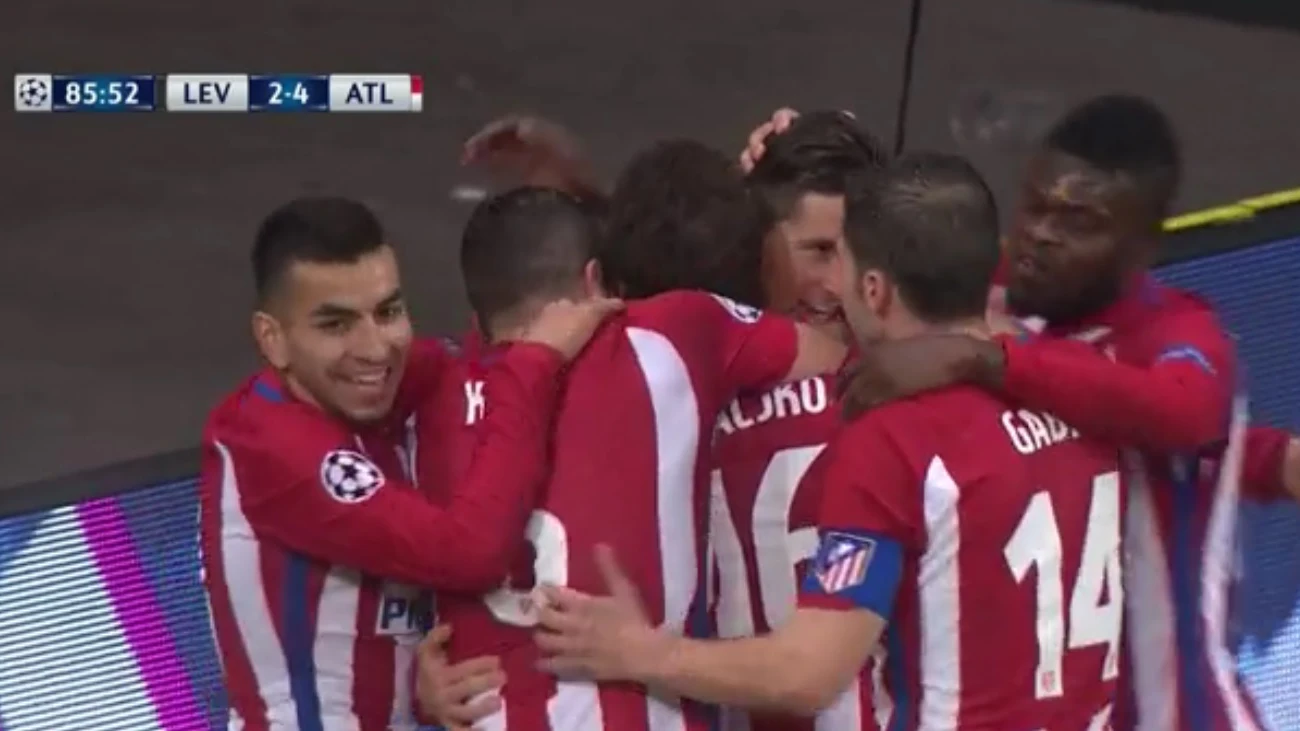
[814,532,875,593]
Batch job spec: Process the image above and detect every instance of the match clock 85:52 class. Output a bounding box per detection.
[52,75,158,111]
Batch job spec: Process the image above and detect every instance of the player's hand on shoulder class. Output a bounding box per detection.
[534,544,669,683]
[840,334,999,419]
[417,625,504,731]
[463,114,599,196]
[739,107,801,172]
[521,296,625,361]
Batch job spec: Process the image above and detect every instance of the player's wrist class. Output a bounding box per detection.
[966,337,1009,389]
[631,630,688,688]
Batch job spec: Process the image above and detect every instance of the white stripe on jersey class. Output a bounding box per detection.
[313,569,362,730]
[216,440,371,731]
[753,446,823,630]
[917,456,963,729]
[1200,397,1260,731]
[629,327,700,731]
[478,329,703,731]
[215,440,302,729]
[1124,450,1179,731]
[708,475,755,640]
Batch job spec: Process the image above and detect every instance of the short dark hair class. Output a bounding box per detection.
[460,186,599,325]
[844,152,1000,323]
[600,139,770,306]
[748,110,889,219]
[1044,94,1181,222]
[252,196,386,305]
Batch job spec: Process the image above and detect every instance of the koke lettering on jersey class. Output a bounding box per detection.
[715,376,831,434]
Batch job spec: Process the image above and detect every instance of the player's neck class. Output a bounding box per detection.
[898,315,992,341]
[484,308,540,345]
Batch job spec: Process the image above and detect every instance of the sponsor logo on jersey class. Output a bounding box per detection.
[710,293,762,323]
[375,583,434,637]
[814,532,875,593]
[320,449,386,503]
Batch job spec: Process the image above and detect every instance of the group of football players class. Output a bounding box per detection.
[198,93,1300,731]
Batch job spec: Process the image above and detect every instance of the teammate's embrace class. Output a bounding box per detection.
[200,197,618,731]
[421,150,844,730]
[535,153,1127,730]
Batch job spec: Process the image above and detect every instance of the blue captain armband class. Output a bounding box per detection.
[800,529,904,618]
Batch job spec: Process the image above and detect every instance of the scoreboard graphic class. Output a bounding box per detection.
[13,73,423,113]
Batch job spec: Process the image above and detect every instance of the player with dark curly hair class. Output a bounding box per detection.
[597,138,772,308]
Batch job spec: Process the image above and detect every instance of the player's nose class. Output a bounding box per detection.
[348,318,391,362]
[1024,216,1066,251]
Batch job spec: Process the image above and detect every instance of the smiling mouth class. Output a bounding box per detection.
[796,302,843,323]
[341,368,392,391]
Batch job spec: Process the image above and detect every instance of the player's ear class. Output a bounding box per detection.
[861,268,891,319]
[582,258,606,298]
[252,311,291,370]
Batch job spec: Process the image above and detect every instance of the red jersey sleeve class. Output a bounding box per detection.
[797,411,919,616]
[680,291,800,391]
[392,337,453,419]
[1000,302,1234,451]
[222,342,564,592]
[1242,425,1292,502]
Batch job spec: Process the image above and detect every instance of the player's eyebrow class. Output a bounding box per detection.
[376,289,404,308]
[309,302,360,319]
[796,237,837,248]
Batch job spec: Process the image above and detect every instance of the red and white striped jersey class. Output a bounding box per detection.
[1015,279,1267,731]
[708,374,849,731]
[426,291,800,731]
[799,385,1126,730]
[201,338,565,731]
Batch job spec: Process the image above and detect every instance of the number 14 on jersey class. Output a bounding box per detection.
[1005,472,1123,699]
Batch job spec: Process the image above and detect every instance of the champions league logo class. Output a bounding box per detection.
[710,293,762,324]
[320,450,386,503]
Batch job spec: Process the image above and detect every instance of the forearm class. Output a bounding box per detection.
[642,634,827,715]
[986,339,1226,450]
[440,343,565,589]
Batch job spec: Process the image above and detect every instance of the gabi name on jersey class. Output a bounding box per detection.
[1001,408,1080,455]
[716,376,831,435]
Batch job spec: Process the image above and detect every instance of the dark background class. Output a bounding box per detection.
[2,0,1297,489]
